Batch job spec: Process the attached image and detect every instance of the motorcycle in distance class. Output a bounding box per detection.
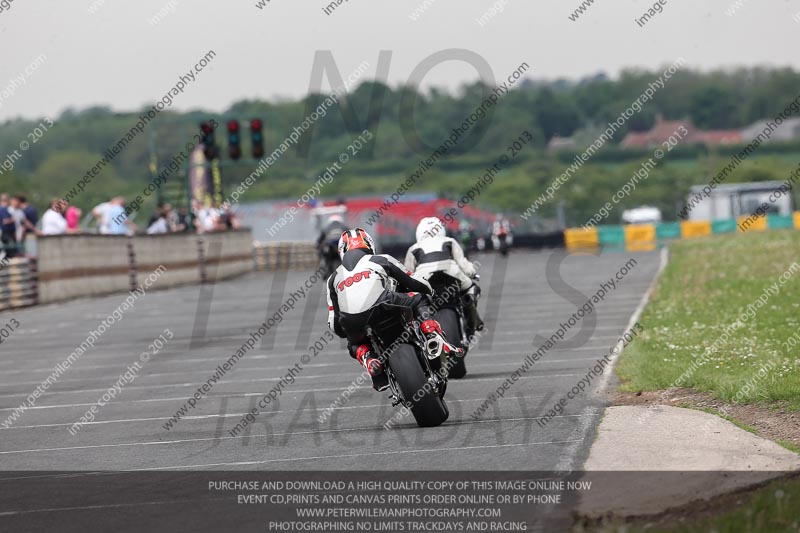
[319,240,341,278]
[491,216,513,256]
[455,222,477,259]
[364,302,450,427]
[426,271,480,379]
[492,227,511,256]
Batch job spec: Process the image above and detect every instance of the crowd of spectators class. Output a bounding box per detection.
[85,197,241,235]
[0,193,39,259]
[0,192,241,258]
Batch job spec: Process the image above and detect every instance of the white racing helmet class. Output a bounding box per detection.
[416,217,445,242]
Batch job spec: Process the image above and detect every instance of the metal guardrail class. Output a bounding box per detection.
[253,242,318,271]
[0,257,39,312]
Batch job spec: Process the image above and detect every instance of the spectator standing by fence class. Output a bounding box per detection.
[41,199,68,236]
[14,196,38,243]
[19,196,38,241]
[92,199,113,234]
[176,205,193,233]
[146,206,169,234]
[194,200,218,233]
[0,193,18,258]
[65,205,82,232]
[107,197,136,236]
[8,196,26,243]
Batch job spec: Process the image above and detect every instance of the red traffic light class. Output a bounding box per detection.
[250,118,265,158]
[200,122,214,135]
[227,120,240,132]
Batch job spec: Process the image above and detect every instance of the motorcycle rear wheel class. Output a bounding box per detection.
[389,344,449,428]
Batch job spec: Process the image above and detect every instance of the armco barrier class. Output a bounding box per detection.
[36,229,254,304]
[254,242,318,270]
[565,211,800,252]
[0,257,38,312]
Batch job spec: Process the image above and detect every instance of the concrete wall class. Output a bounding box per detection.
[202,231,255,280]
[36,229,254,304]
[134,232,205,288]
[38,235,131,303]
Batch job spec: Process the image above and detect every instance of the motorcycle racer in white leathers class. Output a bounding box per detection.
[404,217,484,332]
[326,228,462,390]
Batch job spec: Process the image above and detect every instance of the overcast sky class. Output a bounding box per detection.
[1,0,799,122]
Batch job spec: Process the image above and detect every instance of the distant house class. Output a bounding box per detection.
[621,114,742,148]
[692,129,743,145]
[547,135,576,151]
[622,115,696,148]
[740,117,800,143]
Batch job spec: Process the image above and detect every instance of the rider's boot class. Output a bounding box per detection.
[467,303,485,333]
[463,286,484,333]
[420,320,464,358]
[355,344,389,391]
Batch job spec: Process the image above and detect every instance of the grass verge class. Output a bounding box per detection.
[617,230,800,409]
[628,475,800,533]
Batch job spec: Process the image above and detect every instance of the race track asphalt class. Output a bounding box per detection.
[0,248,662,531]
[0,249,661,472]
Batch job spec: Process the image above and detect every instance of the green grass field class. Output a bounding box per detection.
[617,230,800,409]
[627,475,800,533]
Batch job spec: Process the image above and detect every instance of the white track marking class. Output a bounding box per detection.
[133,439,585,470]
[555,407,601,471]
[0,415,593,455]
[0,498,232,517]
[0,373,582,404]
[0,353,621,385]
[1,394,549,430]
[595,247,669,395]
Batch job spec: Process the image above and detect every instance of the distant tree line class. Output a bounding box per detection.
[1,64,799,224]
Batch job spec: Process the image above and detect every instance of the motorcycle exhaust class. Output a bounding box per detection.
[425,337,443,359]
